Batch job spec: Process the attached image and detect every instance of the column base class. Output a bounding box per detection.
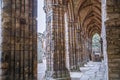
[45,70,71,80]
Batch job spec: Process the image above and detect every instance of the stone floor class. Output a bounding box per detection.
[37,58,46,80]
[37,59,107,80]
[70,61,107,80]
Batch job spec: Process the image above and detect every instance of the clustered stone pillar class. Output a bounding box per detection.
[76,26,83,67]
[68,22,80,72]
[81,32,88,64]
[85,38,90,62]
[87,38,92,61]
[76,30,85,66]
[100,38,104,60]
[79,31,85,66]
[1,0,37,80]
[44,0,70,79]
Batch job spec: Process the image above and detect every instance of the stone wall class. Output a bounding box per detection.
[106,26,120,80]
[105,0,120,80]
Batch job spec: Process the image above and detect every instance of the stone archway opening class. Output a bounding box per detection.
[37,0,47,80]
[91,33,102,62]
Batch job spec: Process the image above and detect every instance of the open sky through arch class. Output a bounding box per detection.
[38,0,46,33]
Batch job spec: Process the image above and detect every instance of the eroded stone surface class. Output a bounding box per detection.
[0,0,37,79]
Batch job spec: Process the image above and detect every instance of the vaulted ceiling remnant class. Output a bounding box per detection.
[67,0,101,38]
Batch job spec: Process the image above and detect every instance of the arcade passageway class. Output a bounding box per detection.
[0,0,120,80]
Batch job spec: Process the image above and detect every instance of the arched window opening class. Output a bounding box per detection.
[92,33,102,62]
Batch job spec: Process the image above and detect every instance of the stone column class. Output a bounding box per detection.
[81,33,88,64]
[87,38,92,61]
[44,0,70,79]
[76,28,82,67]
[85,36,90,63]
[79,31,85,66]
[68,21,80,72]
[1,0,37,80]
[85,38,90,62]
[100,38,104,60]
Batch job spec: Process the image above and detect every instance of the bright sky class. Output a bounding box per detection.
[37,0,46,33]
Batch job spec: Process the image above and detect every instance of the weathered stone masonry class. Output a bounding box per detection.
[0,0,120,80]
[0,0,37,80]
[44,0,70,79]
[105,0,120,79]
[106,26,120,80]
